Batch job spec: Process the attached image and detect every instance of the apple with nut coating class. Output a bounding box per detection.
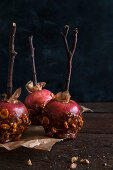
[41,91,83,139]
[25,81,54,125]
[0,90,30,143]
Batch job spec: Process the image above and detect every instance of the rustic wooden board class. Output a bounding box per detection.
[79,102,113,113]
[0,133,113,170]
[81,112,113,133]
[0,103,113,170]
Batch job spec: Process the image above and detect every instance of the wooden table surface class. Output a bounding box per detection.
[0,102,113,170]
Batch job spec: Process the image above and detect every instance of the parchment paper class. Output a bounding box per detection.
[0,126,63,151]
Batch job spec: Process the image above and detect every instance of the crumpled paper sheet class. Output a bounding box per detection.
[0,126,63,151]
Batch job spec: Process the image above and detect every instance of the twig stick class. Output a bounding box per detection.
[61,25,78,91]
[29,36,37,86]
[7,23,17,99]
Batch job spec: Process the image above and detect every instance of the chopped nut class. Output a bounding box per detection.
[12,128,17,133]
[51,127,56,133]
[104,163,107,166]
[70,134,76,139]
[80,159,89,164]
[78,127,81,131]
[104,163,112,167]
[17,120,22,124]
[70,163,77,169]
[42,116,50,125]
[4,132,10,140]
[68,118,71,123]
[0,124,10,130]
[64,121,69,129]
[14,134,22,141]
[0,109,9,119]
[67,130,71,134]
[10,123,13,126]
[27,159,32,166]
[80,120,83,126]
[71,156,78,163]
[72,124,76,128]
[13,123,17,129]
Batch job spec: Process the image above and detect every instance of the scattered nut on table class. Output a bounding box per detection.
[27,159,32,166]
[71,156,78,163]
[70,163,77,169]
[80,159,89,164]
[104,163,112,167]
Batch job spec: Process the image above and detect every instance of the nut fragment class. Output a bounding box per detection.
[0,124,10,130]
[71,156,78,163]
[10,123,13,126]
[80,120,83,126]
[51,127,56,133]
[78,127,81,131]
[72,124,76,128]
[70,163,77,169]
[42,116,50,125]
[27,159,32,166]
[4,132,10,140]
[14,134,22,141]
[68,118,71,123]
[13,123,17,129]
[80,159,89,164]
[17,120,22,124]
[0,109,9,119]
[104,163,107,166]
[104,163,112,167]
[12,128,17,133]
[64,121,69,129]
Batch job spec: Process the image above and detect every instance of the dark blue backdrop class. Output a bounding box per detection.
[0,0,113,102]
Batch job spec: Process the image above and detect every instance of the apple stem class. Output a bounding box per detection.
[7,23,17,99]
[29,36,37,86]
[61,25,78,91]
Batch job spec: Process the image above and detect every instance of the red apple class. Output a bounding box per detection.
[41,91,83,139]
[25,87,54,125]
[0,92,30,143]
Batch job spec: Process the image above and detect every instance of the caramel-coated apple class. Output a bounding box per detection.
[0,23,30,143]
[0,89,30,143]
[41,25,91,139]
[41,91,83,139]
[24,36,54,125]
[25,81,54,125]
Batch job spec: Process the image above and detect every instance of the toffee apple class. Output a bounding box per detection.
[25,36,54,125]
[0,23,30,143]
[41,25,90,139]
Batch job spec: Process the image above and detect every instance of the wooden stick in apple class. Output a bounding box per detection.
[61,25,78,91]
[25,36,54,125]
[0,23,30,143]
[29,36,37,86]
[7,23,17,99]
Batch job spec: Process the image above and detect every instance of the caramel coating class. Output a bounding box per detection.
[0,109,30,143]
[28,107,42,125]
[41,108,83,139]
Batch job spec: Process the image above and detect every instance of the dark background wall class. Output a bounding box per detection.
[0,0,113,102]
